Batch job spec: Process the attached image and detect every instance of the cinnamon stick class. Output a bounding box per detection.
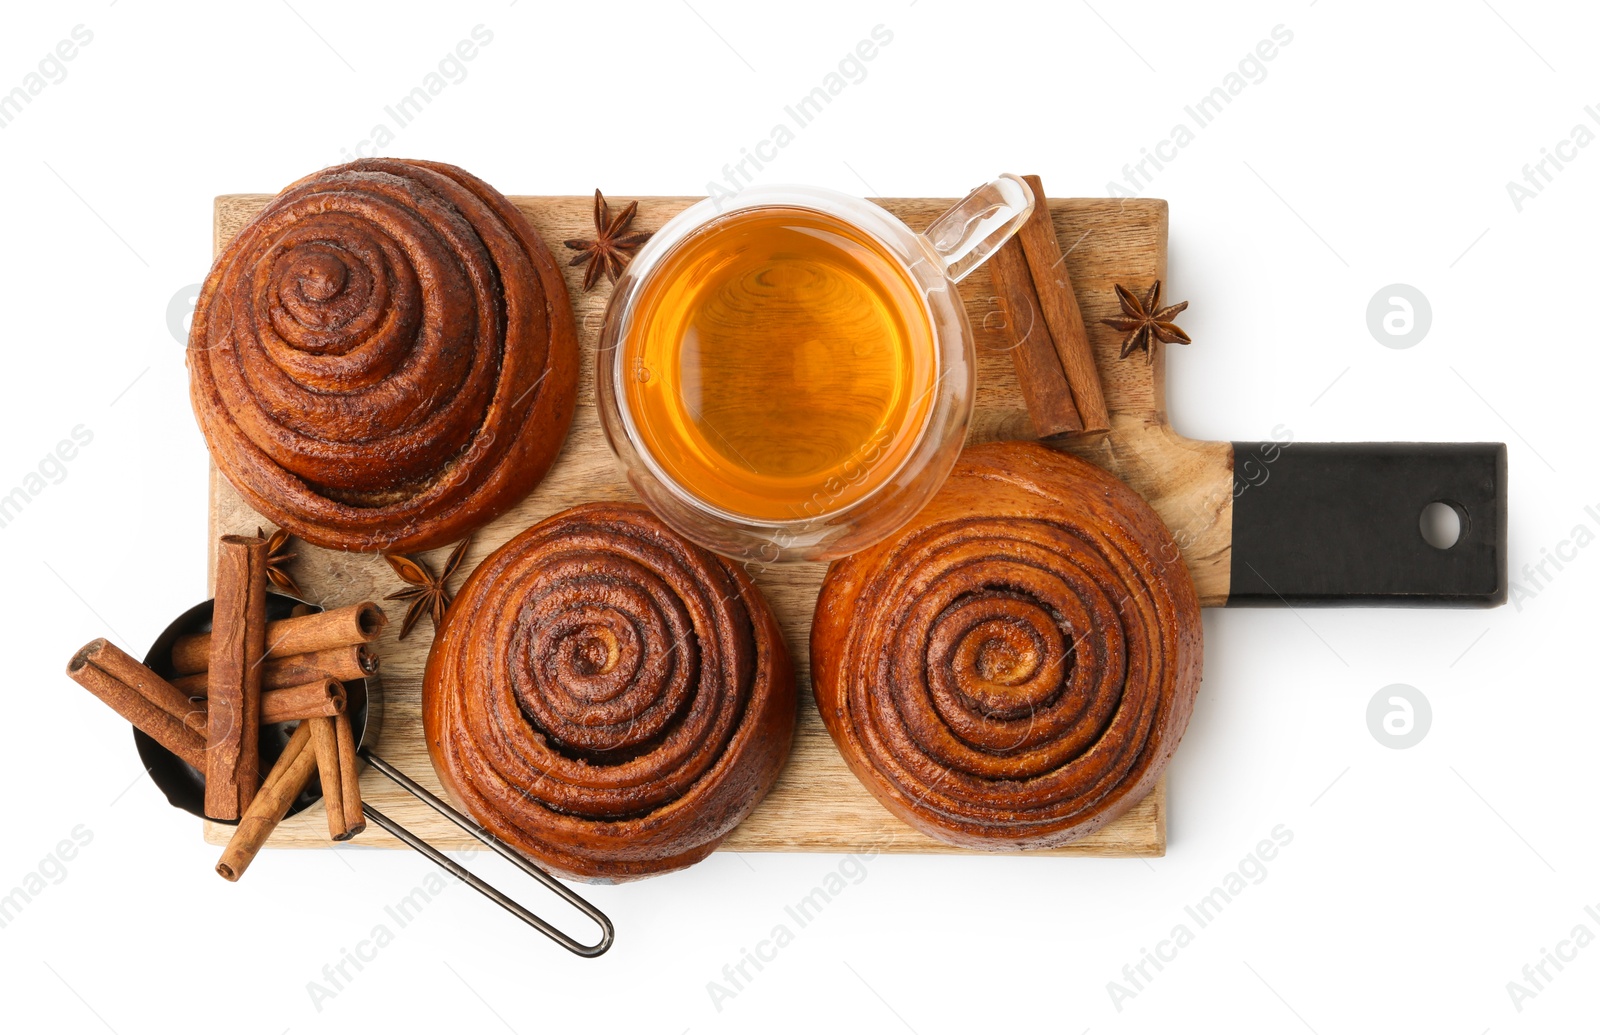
[215,721,317,882]
[179,678,346,733]
[173,644,377,695]
[206,534,267,820]
[66,639,207,771]
[171,602,386,676]
[76,638,204,733]
[263,678,346,724]
[1015,174,1110,432]
[988,237,1083,435]
[333,712,365,839]
[307,717,346,841]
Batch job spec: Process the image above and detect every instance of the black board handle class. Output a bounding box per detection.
[1226,442,1507,607]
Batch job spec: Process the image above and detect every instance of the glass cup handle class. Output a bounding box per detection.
[921,174,1035,283]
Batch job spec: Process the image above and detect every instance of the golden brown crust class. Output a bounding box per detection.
[423,503,796,881]
[811,442,1202,850]
[188,158,577,553]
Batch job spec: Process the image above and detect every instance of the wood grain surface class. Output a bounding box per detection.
[202,191,1232,860]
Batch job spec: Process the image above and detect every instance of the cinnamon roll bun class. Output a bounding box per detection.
[188,158,577,553]
[424,503,796,880]
[812,442,1202,850]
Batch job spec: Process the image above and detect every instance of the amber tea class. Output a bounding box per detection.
[621,207,938,522]
[600,176,1034,563]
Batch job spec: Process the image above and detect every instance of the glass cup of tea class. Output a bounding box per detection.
[595,174,1034,563]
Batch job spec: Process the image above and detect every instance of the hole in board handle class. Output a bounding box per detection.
[1420,500,1468,550]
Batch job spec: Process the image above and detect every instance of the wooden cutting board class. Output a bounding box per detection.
[202,191,1226,858]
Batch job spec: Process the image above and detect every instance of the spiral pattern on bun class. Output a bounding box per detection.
[189,159,577,553]
[424,503,796,880]
[811,442,1202,850]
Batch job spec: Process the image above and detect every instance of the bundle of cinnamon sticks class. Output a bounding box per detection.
[988,174,1111,438]
[64,532,386,882]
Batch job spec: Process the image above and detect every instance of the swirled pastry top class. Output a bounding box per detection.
[423,503,796,881]
[188,159,577,553]
[811,441,1202,850]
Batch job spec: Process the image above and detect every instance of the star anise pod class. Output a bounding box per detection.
[258,526,302,598]
[1101,280,1191,362]
[564,189,652,291]
[382,536,472,641]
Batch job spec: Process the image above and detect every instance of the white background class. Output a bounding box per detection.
[2,1,1595,1032]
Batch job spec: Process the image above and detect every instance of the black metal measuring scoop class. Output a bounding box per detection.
[137,593,614,957]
